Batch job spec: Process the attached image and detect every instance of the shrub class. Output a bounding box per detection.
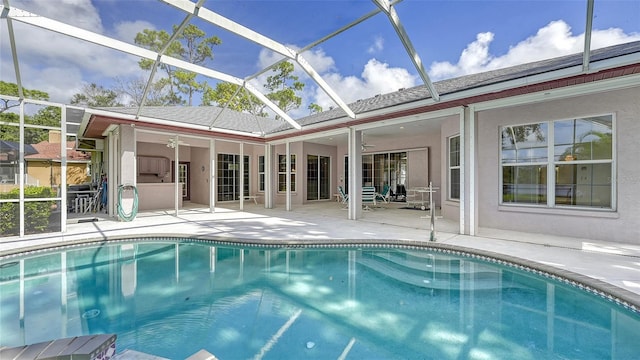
[0,186,54,236]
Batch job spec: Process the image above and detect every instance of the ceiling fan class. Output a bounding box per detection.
[362,134,376,151]
[166,137,190,148]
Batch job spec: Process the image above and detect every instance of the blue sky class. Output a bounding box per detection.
[1,0,639,118]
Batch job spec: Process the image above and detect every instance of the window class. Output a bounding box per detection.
[258,156,265,192]
[448,135,460,200]
[501,115,613,208]
[278,154,296,192]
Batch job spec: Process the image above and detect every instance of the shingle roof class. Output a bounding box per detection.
[95,40,640,136]
[96,106,288,135]
[25,141,90,162]
[278,40,640,132]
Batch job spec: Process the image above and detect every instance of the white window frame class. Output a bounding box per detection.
[277,154,296,193]
[499,113,615,210]
[448,135,460,201]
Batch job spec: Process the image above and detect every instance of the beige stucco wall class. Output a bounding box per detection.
[475,86,640,243]
[26,161,89,186]
[189,146,210,205]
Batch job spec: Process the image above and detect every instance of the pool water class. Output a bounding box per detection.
[1,239,639,359]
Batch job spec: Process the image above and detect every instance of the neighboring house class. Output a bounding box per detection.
[24,131,91,187]
[0,140,37,184]
[70,40,640,244]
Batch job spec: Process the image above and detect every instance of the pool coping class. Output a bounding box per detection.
[1,233,639,314]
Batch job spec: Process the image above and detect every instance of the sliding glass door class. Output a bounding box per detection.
[217,154,249,201]
[307,155,330,200]
[361,152,406,196]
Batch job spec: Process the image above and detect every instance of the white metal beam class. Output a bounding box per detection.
[372,0,440,102]
[5,6,301,131]
[160,0,356,119]
[1,1,23,98]
[137,0,206,117]
[582,0,594,72]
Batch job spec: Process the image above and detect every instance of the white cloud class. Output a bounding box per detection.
[313,58,417,110]
[12,0,104,33]
[255,46,416,117]
[1,1,150,103]
[368,36,384,54]
[429,20,640,80]
[113,20,156,43]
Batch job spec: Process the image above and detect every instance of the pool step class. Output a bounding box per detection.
[114,349,169,360]
[186,349,219,360]
[113,349,217,360]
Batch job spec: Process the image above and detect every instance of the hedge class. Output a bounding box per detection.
[0,186,54,236]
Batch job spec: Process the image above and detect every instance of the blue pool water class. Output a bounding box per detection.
[1,239,639,359]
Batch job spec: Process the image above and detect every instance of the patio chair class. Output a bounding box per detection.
[375,184,391,204]
[337,186,349,209]
[362,186,376,211]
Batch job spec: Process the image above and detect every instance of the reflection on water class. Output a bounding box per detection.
[1,241,639,359]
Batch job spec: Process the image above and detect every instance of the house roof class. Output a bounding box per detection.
[25,141,91,162]
[93,105,287,136]
[84,40,640,139]
[0,140,37,156]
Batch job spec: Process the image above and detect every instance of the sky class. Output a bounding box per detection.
[1,0,639,119]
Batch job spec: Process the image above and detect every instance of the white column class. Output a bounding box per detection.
[60,106,67,232]
[285,141,291,211]
[209,139,216,213]
[459,107,466,235]
[19,101,24,237]
[264,143,273,208]
[239,142,245,211]
[347,128,362,220]
[174,135,179,216]
[469,106,477,236]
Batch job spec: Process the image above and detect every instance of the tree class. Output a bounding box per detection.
[0,81,49,113]
[0,82,57,143]
[113,76,172,106]
[264,62,304,118]
[70,83,121,107]
[203,61,306,119]
[202,82,266,116]
[308,103,323,115]
[135,24,221,106]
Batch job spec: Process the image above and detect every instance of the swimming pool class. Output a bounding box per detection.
[1,238,639,359]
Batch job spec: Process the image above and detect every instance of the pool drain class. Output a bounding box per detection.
[0,261,19,268]
[82,309,101,319]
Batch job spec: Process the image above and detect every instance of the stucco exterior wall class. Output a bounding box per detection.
[189,146,210,205]
[26,162,89,187]
[475,87,640,243]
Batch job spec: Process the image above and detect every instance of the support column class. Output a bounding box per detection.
[119,125,136,219]
[174,135,179,216]
[209,139,216,213]
[264,143,274,208]
[347,128,362,220]
[240,142,245,211]
[285,141,291,211]
[465,106,478,236]
[459,107,466,235]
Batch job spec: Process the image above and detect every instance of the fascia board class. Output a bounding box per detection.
[473,72,640,111]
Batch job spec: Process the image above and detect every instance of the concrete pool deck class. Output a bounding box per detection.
[1,201,639,309]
